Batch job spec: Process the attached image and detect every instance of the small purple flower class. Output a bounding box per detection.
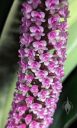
[37,89,50,102]
[24,48,35,59]
[45,98,57,109]
[30,103,42,110]
[33,40,47,53]
[43,116,53,126]
[16,105,28,116]
[14,93,25,103]
[30,85,39,96]
[26,96,34,107]
[17,84,30,96]
[14,115,22,125]
[59,21,68,31]
[48,30,60,42]
[41,77,53,89]
[22,3,32,13]
[25,114,32,125]
[21,18,31,33]
[25,74,34,84]
[19,124,26,128]
[22,3,32,19]
[40,52,52,65]
[35,70,48,80]
[31,11,45,25]
[20,33,33,46]
[48,14,60,29]
[29,120,40,128]
[45,0,59,12]
[28,60,41,72]
[47,59,58,73]
[59,5,69,18]
[28,0,41,9]
[30,26,45,40]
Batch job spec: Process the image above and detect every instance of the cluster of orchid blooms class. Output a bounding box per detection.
[6,0,69,128]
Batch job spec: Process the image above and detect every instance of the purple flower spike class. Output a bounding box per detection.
[6,0,69,128]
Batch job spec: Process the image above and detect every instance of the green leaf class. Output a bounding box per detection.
[0,76,17,128]
[63,0,77,80]
[68,0,77,26]
[64,21,77,80]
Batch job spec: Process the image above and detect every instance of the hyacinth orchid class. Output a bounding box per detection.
[6,0,69,128]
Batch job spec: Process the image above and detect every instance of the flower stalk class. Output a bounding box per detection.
[6,0,69,128]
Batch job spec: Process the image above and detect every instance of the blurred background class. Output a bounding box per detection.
[0,0,77,128]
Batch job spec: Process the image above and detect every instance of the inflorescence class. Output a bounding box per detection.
[6,0,69,128]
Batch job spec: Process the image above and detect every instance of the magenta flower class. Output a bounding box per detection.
[30,26,45,40]
[40,52,52,66]
[6,0,69,128]
[48,14,60,27]
[20,33,33,46]
[25,114,32,125]
[33,40,47,53]
[45,0,59,13]
[28,0,41,9]
[31,11,45,25]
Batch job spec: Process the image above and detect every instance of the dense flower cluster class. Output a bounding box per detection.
[6,0,69,128]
